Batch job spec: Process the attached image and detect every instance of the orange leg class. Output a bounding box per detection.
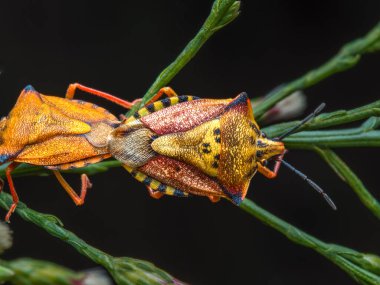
[65,83,141,110]
[257,151,286,179]
[52,171,92,206]
[119,114,128,121]
[5,162,21,222]
[146,87,178,105]
[208,195,221,203]
[146,186,164,199]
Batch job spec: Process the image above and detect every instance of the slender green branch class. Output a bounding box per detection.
[0,193,181,285]
[254,21,380,118]
[314,147,380,220]
[262,100,380,138]
[126,0,241,116]
[283,117,380,149]
[240,199,380,285]
[0,160,122,179]
[2,102,378,179]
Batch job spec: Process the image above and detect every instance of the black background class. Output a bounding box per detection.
[0,1,380,284]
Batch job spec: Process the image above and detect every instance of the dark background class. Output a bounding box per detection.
[0,1,379,284]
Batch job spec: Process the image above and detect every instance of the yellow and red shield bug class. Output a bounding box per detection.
[0,83,140,221]
[109,87,336,209]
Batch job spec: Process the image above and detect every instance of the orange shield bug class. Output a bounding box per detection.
[0,83,140,221]
[109,87,336,209]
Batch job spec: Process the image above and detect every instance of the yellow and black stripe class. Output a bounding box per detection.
[123,165,188,197]
[127,95,199,123]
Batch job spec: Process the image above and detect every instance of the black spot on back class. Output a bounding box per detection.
[212,161,219,168]
[213,128,221,135]
[256,150,264,158]
[202,143,211,153]
[257,140,267,147]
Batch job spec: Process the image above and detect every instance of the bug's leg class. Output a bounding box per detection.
[52,171,92,206]
[146,183,189,199]
[146,87,178,105]
[257,152,286,179]
[119,114,128,121]
[208,196,221,203]
[5,162,21,222]
[146,186,164,199]
[65,83,141,109]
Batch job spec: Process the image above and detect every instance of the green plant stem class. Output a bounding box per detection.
[254,22,380,118]
[240,199,380,285]
[278,117,380,149]
[0,193,112,265]
[0,160,122,179]
[263,117,380,149]
[262,100,380,137]
[314,147,380,220]
[284,130,380,148]
[126,0,240,116]
[0,193,177,285]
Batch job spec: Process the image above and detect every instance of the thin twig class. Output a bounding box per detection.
[314,147,380,220]
[126,0,241,116]
[240,199,380,285]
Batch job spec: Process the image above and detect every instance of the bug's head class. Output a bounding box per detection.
[255,131,285,165]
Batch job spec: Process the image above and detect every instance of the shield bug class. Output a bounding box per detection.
[108,88,336,209]
[0,83,140,221]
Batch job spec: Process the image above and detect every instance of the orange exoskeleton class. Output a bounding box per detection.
[0,83,140,221]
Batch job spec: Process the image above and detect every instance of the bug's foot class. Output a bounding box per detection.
[146,186,164,199]
[5,203,17,223]
[208,196,221,203]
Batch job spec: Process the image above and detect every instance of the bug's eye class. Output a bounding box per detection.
[261,132,267,138]
[262,160,268,167]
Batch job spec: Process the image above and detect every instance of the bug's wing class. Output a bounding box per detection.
[140,98,232,135]
[14,136,108,166]
[138,155,225,198]
[0,87,91,159]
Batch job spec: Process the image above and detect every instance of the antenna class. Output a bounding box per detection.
[279,159,337,210]
[276,103,326,141]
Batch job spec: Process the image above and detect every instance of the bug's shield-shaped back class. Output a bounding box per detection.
[0,86,117,166]
[150,92,259,205]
